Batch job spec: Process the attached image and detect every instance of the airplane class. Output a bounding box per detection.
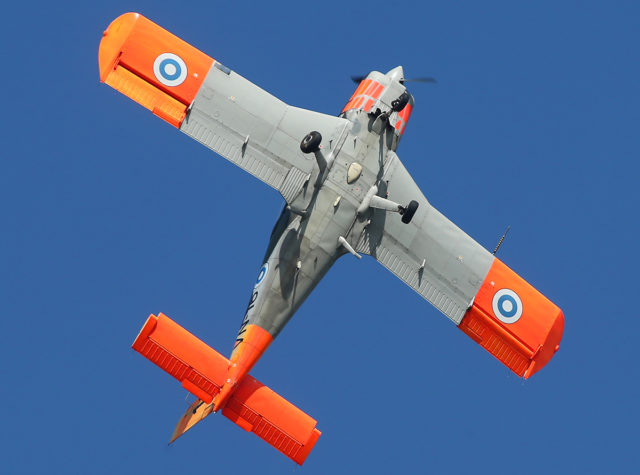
[99,12,564,465]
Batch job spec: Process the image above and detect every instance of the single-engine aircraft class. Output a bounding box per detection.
[99,13,564,465]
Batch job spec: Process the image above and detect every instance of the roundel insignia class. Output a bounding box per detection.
[255,262,269,288]
[492,288,523,324]
[153,53,188,87]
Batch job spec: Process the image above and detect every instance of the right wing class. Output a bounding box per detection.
[356,152,564,378]
[99,13,349,204]
[356,151,494,323]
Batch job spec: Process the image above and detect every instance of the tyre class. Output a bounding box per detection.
[391,91,410,112]
[300,131,322,153]
[401,200,419,224]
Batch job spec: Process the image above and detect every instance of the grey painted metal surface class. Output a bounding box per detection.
[354,153,494,323]
[181,63,496,341]
[181,62,349,204]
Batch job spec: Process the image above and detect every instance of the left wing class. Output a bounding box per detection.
[99,13,349,204]
[356,152,564,378]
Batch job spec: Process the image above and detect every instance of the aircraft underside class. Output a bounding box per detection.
[101,12,564,465]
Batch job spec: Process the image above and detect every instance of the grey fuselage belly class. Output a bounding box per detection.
[239,108,397,342]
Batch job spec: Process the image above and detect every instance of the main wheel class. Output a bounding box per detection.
[401,200,419,224]
[300,131,322,153]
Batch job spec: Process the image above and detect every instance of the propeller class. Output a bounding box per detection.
[351,75,436,84]
[401,77,437,84]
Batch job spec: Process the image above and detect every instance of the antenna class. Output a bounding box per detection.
[492,225,511,255]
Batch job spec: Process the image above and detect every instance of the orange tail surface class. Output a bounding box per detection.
[131,314,321,465]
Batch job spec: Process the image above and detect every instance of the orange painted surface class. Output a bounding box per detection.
[342,79,371,113]
[132,313,228,402]
[394,103,413,135]
[369,82,385,99]
[459,258,564,378]
[352,79,371,98]
[364,98,375,112]
[342,79,385,113]
[99,12,213,126]
[132,313,320,465]
[104,65,186,127]
[363,80,379,96]
[214,324,273,411]
[352,96,365,110]
[399,103,412,122]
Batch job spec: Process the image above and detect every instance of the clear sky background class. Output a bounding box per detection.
[2,1,639,473]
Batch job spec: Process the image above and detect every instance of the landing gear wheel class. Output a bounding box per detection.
[391,91,411,112]
[400,200,419,224]
[300,131,322,153]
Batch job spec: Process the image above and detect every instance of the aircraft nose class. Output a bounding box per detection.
[386,66,404,82]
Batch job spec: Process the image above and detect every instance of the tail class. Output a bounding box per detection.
[131,313,321,465]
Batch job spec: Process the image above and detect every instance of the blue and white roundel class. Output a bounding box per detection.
[492,288,523,324]
[153,53,187,87]
[255,262,269,288]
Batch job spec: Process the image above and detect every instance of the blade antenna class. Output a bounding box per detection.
[492,225,511,255]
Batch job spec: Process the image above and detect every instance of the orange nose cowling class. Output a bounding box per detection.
[99,12,214,127]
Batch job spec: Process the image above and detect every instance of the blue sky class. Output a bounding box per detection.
[2,1,639,473]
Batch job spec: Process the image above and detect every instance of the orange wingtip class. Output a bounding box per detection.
[459,258,564,378]
[99,13,214,126]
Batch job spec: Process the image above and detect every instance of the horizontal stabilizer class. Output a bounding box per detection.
[132,313,321,465]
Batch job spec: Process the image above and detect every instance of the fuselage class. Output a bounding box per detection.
[214,67,415,410]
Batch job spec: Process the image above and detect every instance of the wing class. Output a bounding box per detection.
[99,13,349,204]
[356,152,564,378]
